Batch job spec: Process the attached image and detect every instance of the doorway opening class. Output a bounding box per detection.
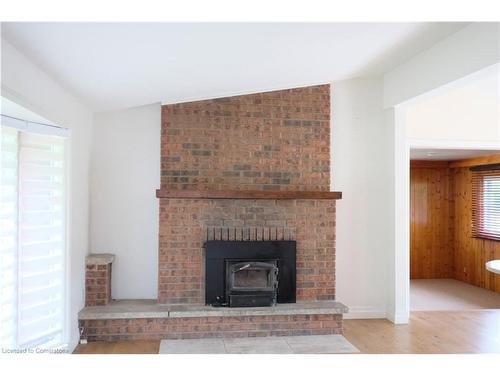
[409,148,500,312]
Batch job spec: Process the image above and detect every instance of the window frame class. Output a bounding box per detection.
[471,165,500,242]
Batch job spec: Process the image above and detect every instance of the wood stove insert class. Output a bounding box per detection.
[225,259,279,307]
[205,240,296,307]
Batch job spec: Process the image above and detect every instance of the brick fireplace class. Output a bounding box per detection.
[78,84,347,342]
[157,84,336,305]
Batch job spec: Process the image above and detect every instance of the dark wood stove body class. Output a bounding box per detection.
[204,240,296,307]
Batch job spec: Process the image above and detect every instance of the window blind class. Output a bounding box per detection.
[0,125,66,350]
[0,126,19,349]
[472,166,500,241]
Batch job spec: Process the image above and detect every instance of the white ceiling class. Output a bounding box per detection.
[1,22,468,112]
[410,149,500,161]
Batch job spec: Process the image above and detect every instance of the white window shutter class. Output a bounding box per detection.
[0,126,67,349]
[0,126,19,349]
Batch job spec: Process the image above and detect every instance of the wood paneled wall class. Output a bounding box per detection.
[452,167,500,293]
[410,162,454,279]
[410,157,500,292]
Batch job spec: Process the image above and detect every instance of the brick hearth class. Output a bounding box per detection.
[80,314,343,341]
[78,300,346,341]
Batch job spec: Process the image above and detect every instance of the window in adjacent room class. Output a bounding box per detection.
[471,164,500,241]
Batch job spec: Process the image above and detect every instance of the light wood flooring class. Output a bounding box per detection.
[74,339,160,354]
[73,310,500,354]
[343,310,500,353]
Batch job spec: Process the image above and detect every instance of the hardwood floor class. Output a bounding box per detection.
[73,310,500,354]
[344,310,500,354]
[73,340,160,354]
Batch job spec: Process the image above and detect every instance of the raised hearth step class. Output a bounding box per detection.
[78,299,348,320]
[168,301,348,318]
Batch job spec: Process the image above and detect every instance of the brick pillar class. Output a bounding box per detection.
[85,254,115,306]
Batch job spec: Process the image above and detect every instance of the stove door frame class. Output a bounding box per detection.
[204,240,296,306]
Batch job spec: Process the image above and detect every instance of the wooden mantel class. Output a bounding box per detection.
[156,189,342,200]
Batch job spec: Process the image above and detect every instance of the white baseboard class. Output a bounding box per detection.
[392,313,409,324]
[386,310,409,324]
[343,307,387,320]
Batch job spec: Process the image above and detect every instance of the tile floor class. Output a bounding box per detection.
[158,334,359,354]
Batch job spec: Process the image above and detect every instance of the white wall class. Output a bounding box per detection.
[331,78,394,318]
[1,38,93,352]
[383,24,500,324]
[91,104,160,299]
[384,22,499,108]
[405,65,500,143]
